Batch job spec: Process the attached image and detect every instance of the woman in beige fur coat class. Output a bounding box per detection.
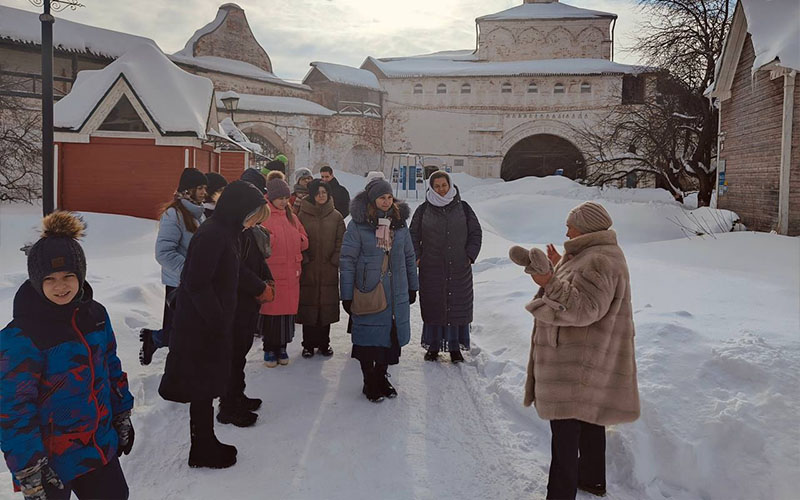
[524,201,639,500]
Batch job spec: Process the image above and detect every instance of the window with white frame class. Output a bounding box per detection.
[527,82,538,93]
[461,83,471,94]
[581,82,591,94]
[554,83,565,94]
[413,83,423,94]
[437,83,447,94]
[501,82,512,93]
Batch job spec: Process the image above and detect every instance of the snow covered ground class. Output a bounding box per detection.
[1,173,797,500]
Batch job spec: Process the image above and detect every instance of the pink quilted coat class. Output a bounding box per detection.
[260,201,309,316]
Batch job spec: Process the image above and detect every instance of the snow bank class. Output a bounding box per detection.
[55,43,214,138]
[741,0,800,72]
[308,62,382,91]
[0,5,159,60]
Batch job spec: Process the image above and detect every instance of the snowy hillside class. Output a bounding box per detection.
[1,175,797,500]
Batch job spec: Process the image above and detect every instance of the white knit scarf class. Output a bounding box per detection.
[426,180,457,207]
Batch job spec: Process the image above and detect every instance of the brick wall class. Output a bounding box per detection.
[192,5,272,73]
[719,35,786,232]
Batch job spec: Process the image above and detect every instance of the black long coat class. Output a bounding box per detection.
[326,176,351,219]
[235,226,273,328]
[409,191,482,326]
[159,181,266,403]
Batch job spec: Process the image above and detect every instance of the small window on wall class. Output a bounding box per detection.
[501,82,512,93]
[461,83,471,94]
[437,83,447,94]
[554,83,565,94]
[581,82,592,94]
[454,159,464,168]
[413,83,423,94]
[98,94,148,132]
[527,82,538,93]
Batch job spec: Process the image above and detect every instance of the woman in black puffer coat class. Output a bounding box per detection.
[409,171,482,363]
[159,180,266,469]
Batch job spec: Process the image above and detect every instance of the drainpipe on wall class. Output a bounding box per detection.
[611,17,617,61]
[713,100,723,209]
[778,70,796,235]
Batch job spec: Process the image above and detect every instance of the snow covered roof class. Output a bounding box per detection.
[55,43,214,138]
[169,53,310,90]
[173,6,228,60]
[306,62,383,91]
[741,0,800,72]
[364,52,649,78]
[477,1,616,22]
[0,5,160,59]
[215,91,335,116]
[215,117,263,154]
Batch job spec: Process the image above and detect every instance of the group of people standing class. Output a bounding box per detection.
[1,155,638,500]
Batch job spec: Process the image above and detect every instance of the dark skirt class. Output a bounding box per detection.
[260,314,295,349]
[351,321,401,366]
[421,323,471,352]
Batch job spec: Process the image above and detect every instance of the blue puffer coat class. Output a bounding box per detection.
[155,199,205,287]
[0,282,133,490]
[340,192,419,348]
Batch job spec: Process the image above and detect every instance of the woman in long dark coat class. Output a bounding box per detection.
[410,171,482,363]
[159,180,267,469]
[296,179,345,357]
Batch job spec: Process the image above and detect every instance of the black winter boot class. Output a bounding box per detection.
[450,350,464,364]
[189,403,237,469]
[375,364,397,398]
[217,403,258,428]
[361,366,384,403]
[139,329,156,366]
[238,394,262,412]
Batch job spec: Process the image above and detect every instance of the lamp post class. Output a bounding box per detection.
[29,0,83,216]
[221,92,240,122]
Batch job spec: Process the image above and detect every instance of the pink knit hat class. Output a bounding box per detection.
[566,201,613,233]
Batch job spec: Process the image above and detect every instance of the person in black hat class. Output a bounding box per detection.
[1,211,134,499]
[203,172,228,218]
[139,168,207,366]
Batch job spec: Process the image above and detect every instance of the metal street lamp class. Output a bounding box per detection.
[29,0,84,216]
[221,93,240,121]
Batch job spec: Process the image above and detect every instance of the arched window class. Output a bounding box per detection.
[437,83,447,94]
[461,83,471,94]
[554,83,565,94]
[581,82,592,94]
[527,82,538,94]
[501,82,513,94]
[413,83,423,94]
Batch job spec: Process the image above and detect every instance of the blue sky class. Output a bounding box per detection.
[3,0,647,82]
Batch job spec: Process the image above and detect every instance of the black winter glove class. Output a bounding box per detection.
[342,299,353,315]
[113,410,134,457]
[17,457,63,500]
[408,289,417,304]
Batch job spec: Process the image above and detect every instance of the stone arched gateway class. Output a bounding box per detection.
[500,120,586,181]
[237,121,293,168]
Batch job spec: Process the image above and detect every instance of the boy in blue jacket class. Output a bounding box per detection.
[1,212,134,500]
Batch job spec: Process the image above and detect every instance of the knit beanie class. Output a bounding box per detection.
[566,201,613,233]
[366,178,393,202]
[266,178,291,201]
[294,168,313,184]
[263,159,286,175]
[509,246,553,275]
[365,171,386,184]
[205,172,228,198]
[307,179,328,201]
[177,168,208,192]
[27,211,87,298]
[275,154,289,166]
[241,167,267,194]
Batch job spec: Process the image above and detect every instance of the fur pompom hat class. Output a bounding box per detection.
[566,201,613,234]
[509,245,552,275]
[27,211,87,297]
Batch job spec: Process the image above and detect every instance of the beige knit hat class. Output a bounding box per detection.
[566,201,613,233]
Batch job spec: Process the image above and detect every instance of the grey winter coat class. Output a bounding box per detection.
[410,191,482,326]
[155,199,204,287]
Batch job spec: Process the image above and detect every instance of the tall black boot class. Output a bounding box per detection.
[188,401,237,469]
[360,361,384,403]
[375,364,397,398]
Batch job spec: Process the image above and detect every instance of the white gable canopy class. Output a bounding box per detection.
[55,43,215,138]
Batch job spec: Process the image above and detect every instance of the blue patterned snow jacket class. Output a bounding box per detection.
[0,281,133,490]
[340,192,419,348]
